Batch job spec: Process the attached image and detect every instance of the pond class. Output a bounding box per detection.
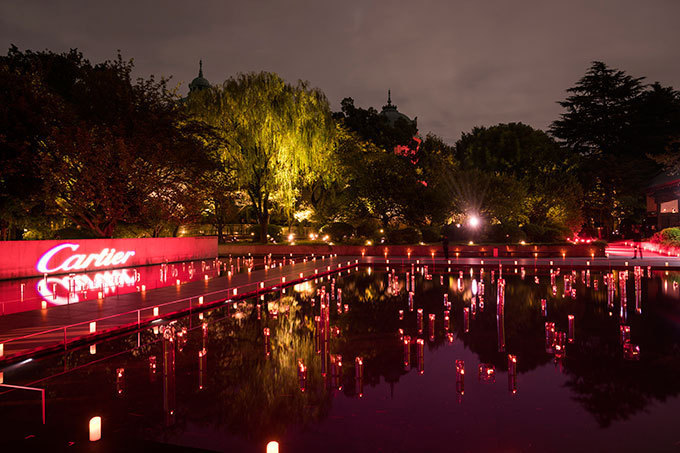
[1,264,679,452]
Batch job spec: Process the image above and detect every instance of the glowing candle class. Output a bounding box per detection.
[266,441,279,453]
[90,344,96,355]
[89,416,101,441]
[567,315,575,343]
[89,321,96,333]
[417,338,425,374]
[355,357,364,379]
[508,354,517,376]
[153,307,159,317]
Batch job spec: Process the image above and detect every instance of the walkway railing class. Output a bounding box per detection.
[0,258,360,363]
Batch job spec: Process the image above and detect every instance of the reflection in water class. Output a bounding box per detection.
[0,259,221,315]
[0,265,679,449]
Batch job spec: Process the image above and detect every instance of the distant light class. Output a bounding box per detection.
[468,215,480,228]
[266,441,279,453]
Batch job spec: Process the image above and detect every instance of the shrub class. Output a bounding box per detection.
[523,223,567,243]
[486,223,526,243]
[387,227,422,244]
[247,224,283,242]
[420,225,441,243]
[320,222,355,242]
[356,219,381,239]
[650,227,680,247]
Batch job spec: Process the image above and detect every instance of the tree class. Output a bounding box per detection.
[639,83,680,174]
[453,123,582,241]
[1,47,211,238]
[334,97,418,152]
[187,72,336,242]
[550,62,680,233]
[0,46,61,239]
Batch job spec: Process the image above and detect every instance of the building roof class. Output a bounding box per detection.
[647,171,680,192]
[380,90,416,127]
[188,60,210,93]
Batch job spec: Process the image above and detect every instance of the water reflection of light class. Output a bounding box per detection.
[36,269,138,305]
[293,281,314,296]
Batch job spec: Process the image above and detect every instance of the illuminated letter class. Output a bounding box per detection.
[94,249,110,267]
[61,254,87,271]
[121,251,135,264]
[36,243,79,273]
[109,251,126,265]
[101,249,117,266]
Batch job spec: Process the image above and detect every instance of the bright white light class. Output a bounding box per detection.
[468,215,480,228]
[287,233,294,242]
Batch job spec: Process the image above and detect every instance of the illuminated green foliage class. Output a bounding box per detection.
[187,72,336,242]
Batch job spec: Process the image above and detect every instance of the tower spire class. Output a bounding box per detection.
[199,60,203,78]
[388,89,392,106]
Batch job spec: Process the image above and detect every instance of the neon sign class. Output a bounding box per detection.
[36,243,136,274]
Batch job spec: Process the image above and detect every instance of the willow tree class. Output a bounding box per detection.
[188,72,336,242]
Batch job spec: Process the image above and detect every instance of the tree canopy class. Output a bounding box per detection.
[187,71,336,242]
[551,61,680,233]
[0,46,213,238]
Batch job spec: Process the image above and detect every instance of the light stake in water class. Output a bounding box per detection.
[403,336,411,370]
[116,368,125,395]
[508,354,517,394]
[455,360,465,395]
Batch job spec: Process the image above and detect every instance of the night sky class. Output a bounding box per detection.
[2,0,679,143]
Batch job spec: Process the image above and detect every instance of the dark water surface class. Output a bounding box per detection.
[1,264,679,452]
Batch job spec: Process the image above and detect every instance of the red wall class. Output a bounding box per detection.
[0,237,218,280]
[219,243,606,258]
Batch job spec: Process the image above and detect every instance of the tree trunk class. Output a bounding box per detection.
[258,213,269,243]
[216,225,224,243]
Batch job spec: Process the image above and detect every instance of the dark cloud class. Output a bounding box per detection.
[2,0,679,142]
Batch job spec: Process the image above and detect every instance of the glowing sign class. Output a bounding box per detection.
[36,243,136,274]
